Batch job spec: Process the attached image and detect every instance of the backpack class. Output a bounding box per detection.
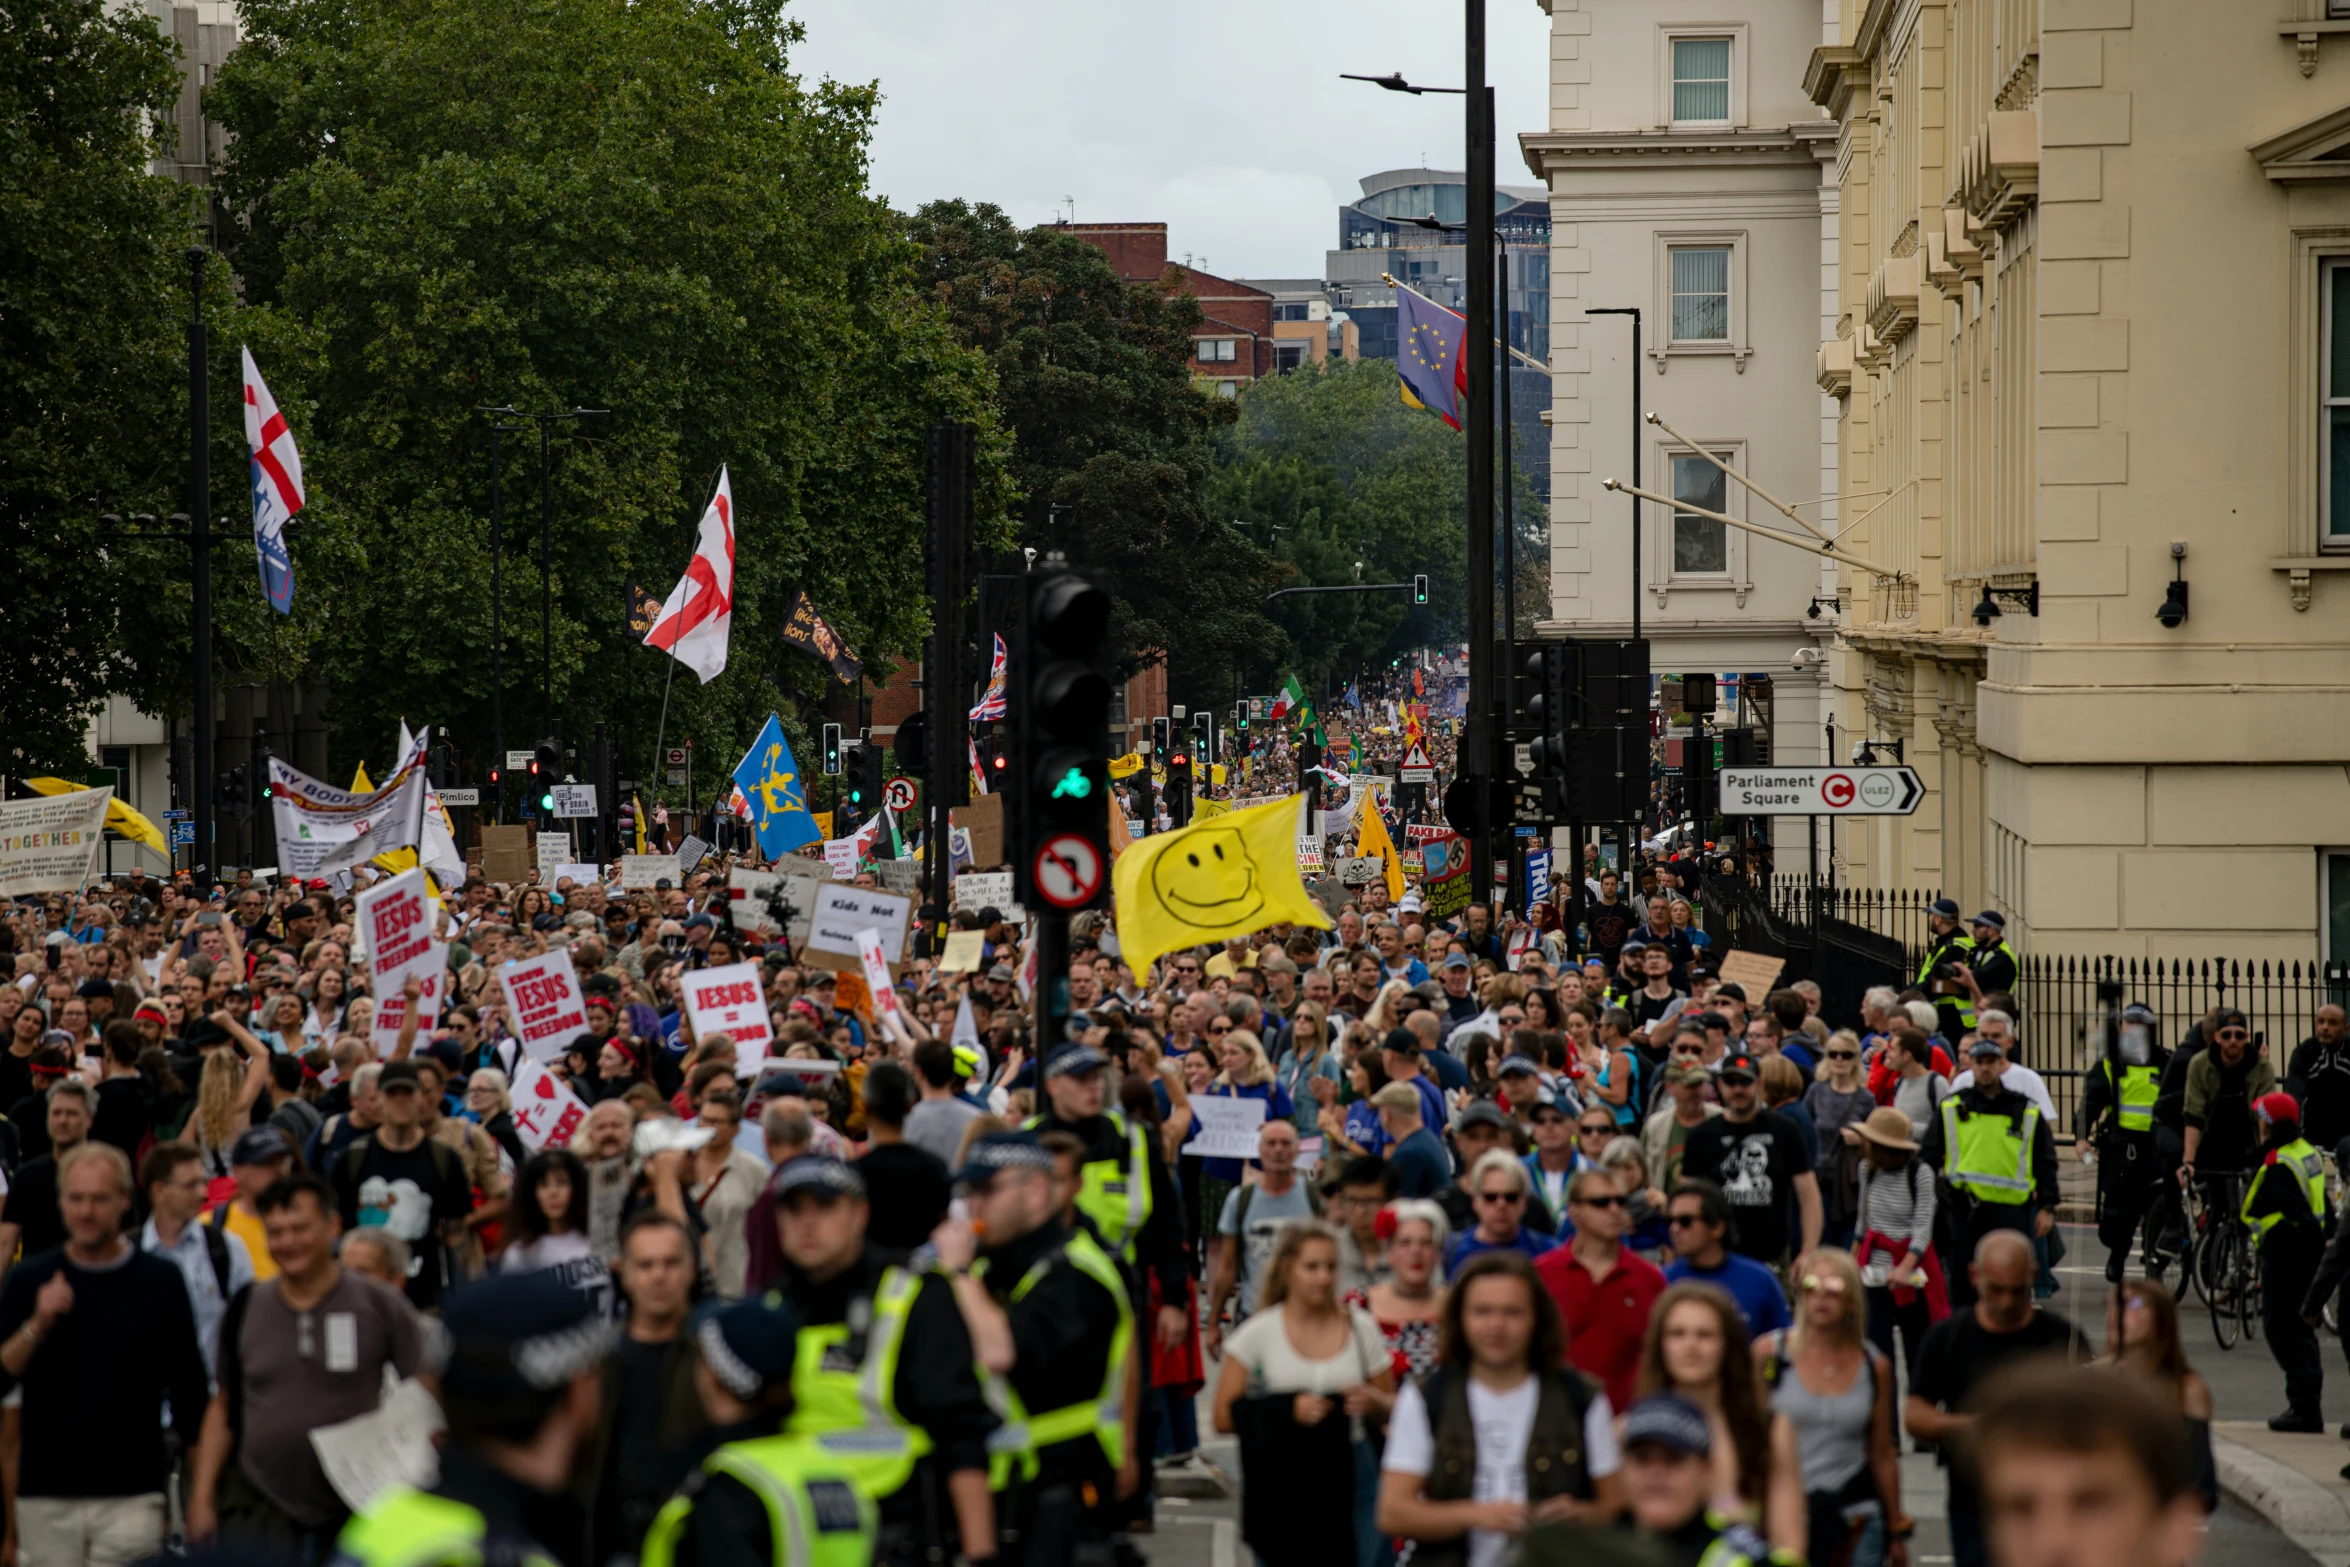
[198,1203,234,1296]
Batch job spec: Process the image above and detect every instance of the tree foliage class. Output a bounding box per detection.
[904,202,1286,708]
[201,0,1010,783]
[0,0,189,770]
[1206,357,1547,696]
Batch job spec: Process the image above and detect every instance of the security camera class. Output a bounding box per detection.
[1790,647,1825,671]
[1021,546,1038,568]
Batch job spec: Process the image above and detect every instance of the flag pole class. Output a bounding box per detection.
[647,469,724,818]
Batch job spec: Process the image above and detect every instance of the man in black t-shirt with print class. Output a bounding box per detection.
[1906,1230,2080,1567]
[325,1059,473,1310]
[1678,1053,1819,1265]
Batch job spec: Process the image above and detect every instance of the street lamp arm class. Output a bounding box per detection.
[1263,583,1418,604]
[1599,477,1908,582]
[1643,410,1834,545]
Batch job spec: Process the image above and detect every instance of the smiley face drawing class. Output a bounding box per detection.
[1151,826,1265,932]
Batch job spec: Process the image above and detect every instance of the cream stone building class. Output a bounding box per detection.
[1804,0,2350,960]
[1524,0,1847,853]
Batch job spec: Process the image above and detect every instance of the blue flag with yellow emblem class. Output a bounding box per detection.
[1397,286,1467,430]
[732,714,821,857]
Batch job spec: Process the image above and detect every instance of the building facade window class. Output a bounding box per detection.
[1272,302,1311,322]
[1215,379,1239,398]
[1197,337,1237,363]
[2327,259,2350,542]
[1670,246,1731,342]
[1275,341,1309,372]
[1671,37,1732,123]
[1670,452,1731,574]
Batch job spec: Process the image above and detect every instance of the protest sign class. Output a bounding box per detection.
[1179,1096,1268,1160]
[856,927,906,1039]
[832,968,873,1021]
[0,788,109,896]
[822,838,859,879]
[803,884,915,975]
[479,824,532,883]
[310,1378,445,1515]
[359,870,445,1058]
[549,784,597,819]
[498,949,588,1062]
[1403,823,1453,845]
[951,793,1004,867]
[727,865,825,947]
[676,835,711,875]
[553,862,601,889]
[1296,836,1326,875]
[621,854,677,889]
[955,872,1013,914]
[873,858,923,895]
[535,832,569,883]
[1336,856,1381,887]
[1715,949,1787,997]
[1525,846,1554,905]
[268,749,430,877]
[937,930,986,973]
[508,1056,590,1150]
[683,961,774,1075]
[1420,831,1473,920]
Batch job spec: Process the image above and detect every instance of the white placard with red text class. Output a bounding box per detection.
[684,961,774,1076]
[499,948,589,1063]
[855,927,905,1041]
[508,1057,590,1150]
[359,869,445,1059]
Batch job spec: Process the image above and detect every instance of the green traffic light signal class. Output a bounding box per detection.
[1051,767,1092,800]
[539,792,553,811]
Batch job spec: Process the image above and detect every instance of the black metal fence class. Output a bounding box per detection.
[1695,877,2350,1137]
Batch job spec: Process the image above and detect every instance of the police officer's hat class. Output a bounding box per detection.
[1621,1394,1712,1456]
[953,1131,1058,1187]
[1043,1044,1109,1079]
[769,1155,868,1203]
[1970,910,2006,933]
[1928,897,1962,919]
[440,1273,616,1402]
[694,1293,803,1399]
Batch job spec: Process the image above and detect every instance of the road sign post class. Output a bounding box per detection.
[1719,766,1924,817]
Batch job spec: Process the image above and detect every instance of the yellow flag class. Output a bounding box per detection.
[1210,763,1227,788]
[23,779,167,858]
[1191,797,1231,820]
[1108,801,1134,861]
[633,793,649,855]
[1108,752,1146,779]
[1112,794,1331,982]
[1354,791,1408,903]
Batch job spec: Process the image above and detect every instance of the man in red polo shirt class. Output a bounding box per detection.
[1535,1165,1666,1410]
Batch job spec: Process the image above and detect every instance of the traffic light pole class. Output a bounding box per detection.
[1464,9,1497,912]
[926,424,974,941]
[188,248,213,884]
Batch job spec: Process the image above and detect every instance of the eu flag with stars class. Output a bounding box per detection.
[1397,287,1468,430]
[732,714,821,857]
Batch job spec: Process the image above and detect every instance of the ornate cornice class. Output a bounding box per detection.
[1520,127,1810,177]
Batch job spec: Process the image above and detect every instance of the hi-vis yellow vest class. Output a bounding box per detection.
[2244,1138,2328,1250]
[1939,1096,2038,1206]
[974,1227,1135,1489]
[1028,1110,1152,1258]
[331,1487,561,1567]
[2095,1060,2160,1134]
[783,1265,934,1499]
[639,1434,878,1567]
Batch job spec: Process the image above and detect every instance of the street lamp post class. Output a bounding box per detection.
[482,404,605,780]
[188,248,213,882]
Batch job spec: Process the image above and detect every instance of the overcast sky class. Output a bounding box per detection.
[784,0,1555,281]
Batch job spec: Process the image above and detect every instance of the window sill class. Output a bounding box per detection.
[1651,341,1749,374]
[2267,554,2350,610]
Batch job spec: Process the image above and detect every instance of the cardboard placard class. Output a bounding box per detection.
[937,930,986,974]
[951,793,1004,868]
[553,863,601,889]
[508,1056,590,1150]
[1714,949,1787,998]
[1297,836,1326,875]
[499,949,589,1062]
[801,883,915,975]
[358,869,445,1059]
[1336,856,1381,887]
[831,966,873,1020]
[550,784,598,819]
[823,838,860,879]
[1179,1096,1268,1159]
[677,835,711,875]
[480,824,534,884]
[873,859,924,895]
[856,926,905,1036]
[955,872,1013,914]
[535,831,570,883]
[621,854,678,890]
[683,960,774,1076]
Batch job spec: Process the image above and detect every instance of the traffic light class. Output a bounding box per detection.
[532,736,558,815]
[856,743,888,814]
[1150,715,1170,764]
[893,711,928,776]
[224,764,250,822]
[1192,710,1216,769]
[1413,573,1429,605]
[821,723,843,777]
[1010,562,1113,911]
[254,742,275,805]
[1165,744,1192,829]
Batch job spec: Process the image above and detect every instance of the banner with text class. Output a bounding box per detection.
[684,960,774,1075]
[498,949,588,1062]
[358,868,444,1058]
[0,788,109,897]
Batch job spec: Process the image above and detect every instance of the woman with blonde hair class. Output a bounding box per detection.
[1638,1281,1805,1557]
[1756,1248,1903,1567]
[181,1011,272,1179]
[1213,1220,1394,1567]
[1278,1000,1341,1137]
[464,1067,526,1170]
[1363,979,1415,1039]
[1198,1028,1293,1231]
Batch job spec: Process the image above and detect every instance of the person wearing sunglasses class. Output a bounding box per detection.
[1757,1249,1905,1567]
[2175,1006,2273,1210]
[1535,1167,1665,1413]
[1443,1150,1559,1277]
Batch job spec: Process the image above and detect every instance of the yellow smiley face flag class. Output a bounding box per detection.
[1114,793,1331,982]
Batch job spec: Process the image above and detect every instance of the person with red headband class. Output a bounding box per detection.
[2244,1088,2332,1431]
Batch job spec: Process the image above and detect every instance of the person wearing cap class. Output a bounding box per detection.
[636,1293,879,1567]
[1615,1393,1775,1566]
[1915,900,1977,1042]
[2079,1003,2173,1284]
[1916,1036,2059,1306]
[2176,1006,2275,1208]
[333,1271,615,1567]
[207,1125,297,1285]
[2240,1090,2331,1431]
[939,1132,1134,1554]
[1678,1054,1820,1268]
[1959,911,2019,1008]
[323,1058,476,1311]
[765,1155,998,1566]
[1025,1044,1189,1353]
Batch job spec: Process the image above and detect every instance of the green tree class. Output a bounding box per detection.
[0,0,189,771]
[202,0,1010,790]
[904,202,1286,708]
[1206,356,1547,693]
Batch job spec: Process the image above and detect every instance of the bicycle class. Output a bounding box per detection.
[2187,1170,2261,1349]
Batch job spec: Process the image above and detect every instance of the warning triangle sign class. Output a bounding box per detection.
[1400,741,1435,782]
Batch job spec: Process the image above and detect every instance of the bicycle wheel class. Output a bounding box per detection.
[2209,1229,2241,1350]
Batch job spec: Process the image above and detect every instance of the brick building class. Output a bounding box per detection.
[1058,221,1275,397]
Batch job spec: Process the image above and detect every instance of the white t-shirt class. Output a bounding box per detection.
[1998,1063,2057,1123]
[1222,1305,1389,1396]
[1382,1375,1621,1567]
